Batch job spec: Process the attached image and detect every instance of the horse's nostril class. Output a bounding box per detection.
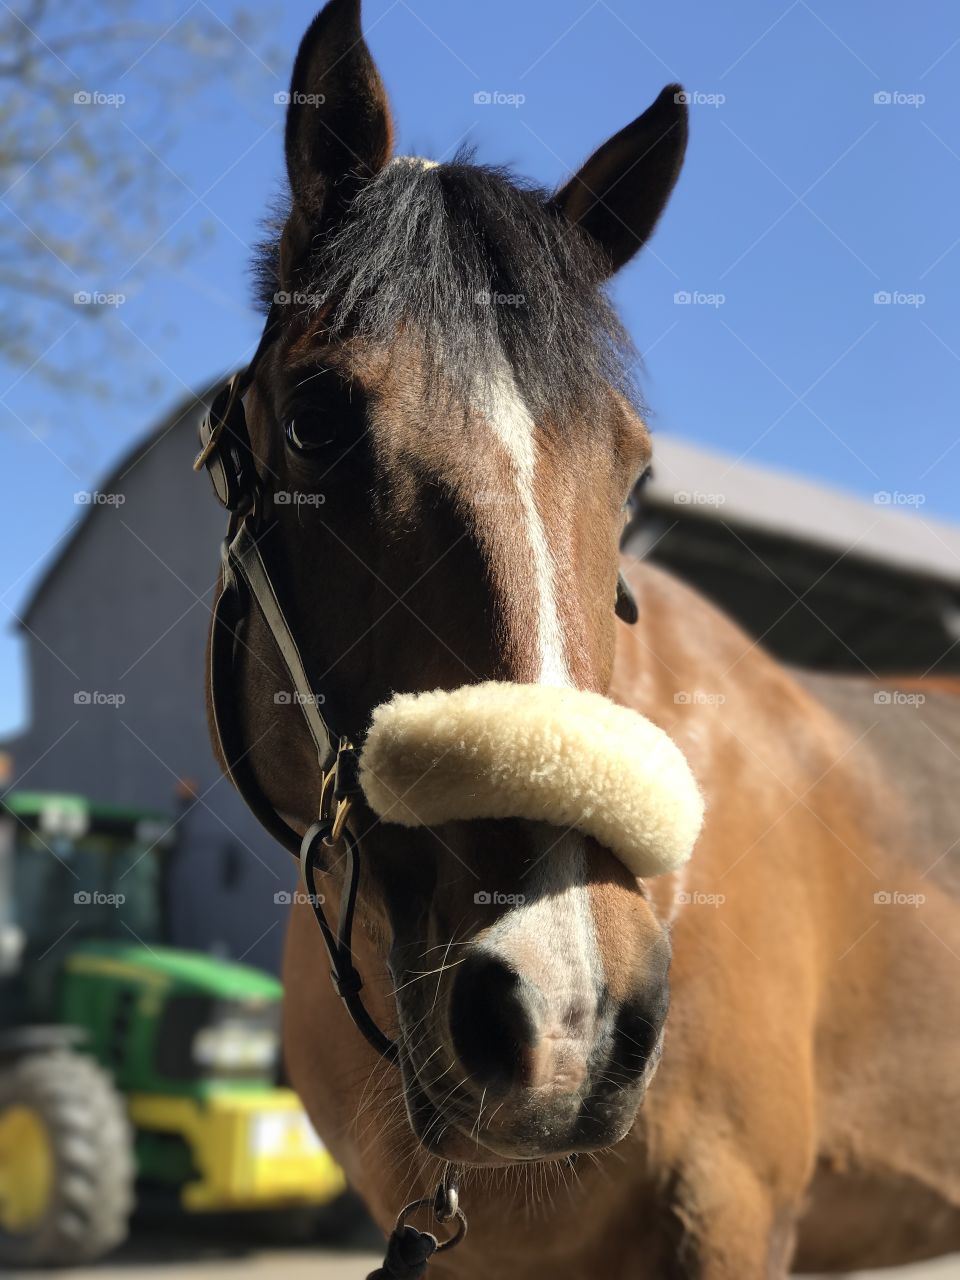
[612,992,667,1075]
[449,953,537,1093]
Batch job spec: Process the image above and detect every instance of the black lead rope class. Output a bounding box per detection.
[368,1177,467,1280]
[367,1226,437,1280]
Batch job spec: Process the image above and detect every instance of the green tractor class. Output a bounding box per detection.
[0,791,346,1267]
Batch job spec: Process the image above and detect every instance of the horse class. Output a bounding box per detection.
[202,2,960,1275]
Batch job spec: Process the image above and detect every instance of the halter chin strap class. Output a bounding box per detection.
[196,311,641,1068]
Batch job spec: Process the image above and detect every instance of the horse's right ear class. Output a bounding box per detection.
[283,0,393,226]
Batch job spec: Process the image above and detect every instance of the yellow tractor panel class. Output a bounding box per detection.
[127,1090,346,1211]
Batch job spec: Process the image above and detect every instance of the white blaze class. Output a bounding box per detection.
[484,828,602,1019]
[484,372,571,687]
[478,377,600,1009]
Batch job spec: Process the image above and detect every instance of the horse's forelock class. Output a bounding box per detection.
[251,151,638,423]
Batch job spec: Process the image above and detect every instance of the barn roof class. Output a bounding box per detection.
[645,437,960,587]
[19,379,220,630]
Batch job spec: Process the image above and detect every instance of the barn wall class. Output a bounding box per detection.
[631,510,960,675]
[12,408,295,971]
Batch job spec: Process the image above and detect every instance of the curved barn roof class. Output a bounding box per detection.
[19,379,221,630]
[645,437,960,586]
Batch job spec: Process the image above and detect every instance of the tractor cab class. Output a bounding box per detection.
[0,791,345,1268]
[0,792,170,1023]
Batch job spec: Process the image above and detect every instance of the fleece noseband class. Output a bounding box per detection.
[360,681,703,878]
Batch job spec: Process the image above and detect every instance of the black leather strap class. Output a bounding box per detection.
[207,509,399,1063]
[301,822,399,1064]
[208,529,303,856]
[228,519,332,763]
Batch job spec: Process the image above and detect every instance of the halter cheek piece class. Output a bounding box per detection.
[196,308,396,1065]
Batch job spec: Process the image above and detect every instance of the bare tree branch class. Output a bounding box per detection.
[0,0,282,401]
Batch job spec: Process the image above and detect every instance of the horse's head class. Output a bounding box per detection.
[235,0,689,1164]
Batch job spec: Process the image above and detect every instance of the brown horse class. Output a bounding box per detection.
[205,2,960,1275]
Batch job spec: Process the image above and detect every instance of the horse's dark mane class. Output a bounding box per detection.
[251,150,635,418]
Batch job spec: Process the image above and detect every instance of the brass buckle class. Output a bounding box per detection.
[318,742,354,846]
[194,372,243,472]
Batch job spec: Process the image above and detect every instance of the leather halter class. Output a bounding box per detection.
[196,308,639,1068]
[196,311,398,1064]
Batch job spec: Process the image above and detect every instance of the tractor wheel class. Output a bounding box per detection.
[0,1050,134,1266]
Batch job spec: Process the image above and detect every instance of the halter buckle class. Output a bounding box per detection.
[319,739,356,845]
[194,372,256,512]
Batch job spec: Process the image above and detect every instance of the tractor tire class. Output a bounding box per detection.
[0,1050,134,1267]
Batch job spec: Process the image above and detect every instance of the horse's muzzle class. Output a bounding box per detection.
[402,937,671,1164]
[363,681,691,1161]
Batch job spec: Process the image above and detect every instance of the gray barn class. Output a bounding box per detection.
[6,388,296,972]
[630,438,960,676]
[6,390,959,971]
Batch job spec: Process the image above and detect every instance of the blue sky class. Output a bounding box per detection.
[2,0,959,735]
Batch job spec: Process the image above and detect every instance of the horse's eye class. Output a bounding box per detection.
[281,370,365,456]
[284,417,329,453]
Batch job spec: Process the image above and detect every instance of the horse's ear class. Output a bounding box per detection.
[283,0,393,225]
[550,86,687,277]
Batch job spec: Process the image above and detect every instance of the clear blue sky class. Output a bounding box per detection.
[2,0,959,735]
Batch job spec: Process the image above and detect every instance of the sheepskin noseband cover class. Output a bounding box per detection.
[358,682,704,878]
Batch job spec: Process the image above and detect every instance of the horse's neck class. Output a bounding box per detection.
[796,670,960,896]
[610,559,792,729]
[615,560,948,899]
[612,558,888,828]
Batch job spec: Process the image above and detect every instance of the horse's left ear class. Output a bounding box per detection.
[283,0,393,225]
[551,86,688,277]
